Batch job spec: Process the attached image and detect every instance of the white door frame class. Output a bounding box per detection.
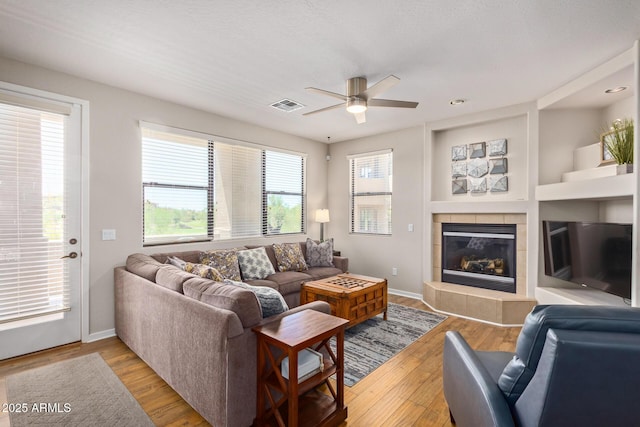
[0,80,91,345]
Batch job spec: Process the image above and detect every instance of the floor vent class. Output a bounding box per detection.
[270,98,305,112]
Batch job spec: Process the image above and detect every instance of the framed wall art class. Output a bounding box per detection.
[489,158,507,174]
[469,177,487,193]
[487,139,507,156]
[489,175,508,192]
[452,178,468,194]
[451,161,467,178]
[467,158,488,178]
[469,142,486,158]
[452,145,467,161]
[600,131,615,165]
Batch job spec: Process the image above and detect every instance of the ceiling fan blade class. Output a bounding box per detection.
[368,98,419,109]
[355,111,366,124]
[305,87,348,101]
[303,102,346,116]
[360,75,400,100]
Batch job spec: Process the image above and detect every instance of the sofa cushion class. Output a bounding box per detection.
[224,279,289,318]
[155,265,195,293]
[183,277,262,328]
[199,249,242,281]
[273,243,308,272]
[243,279,279,291]
[264,271,312,296]
[126,253,164,282]
[237,247,276,280]
[151,250,201,264]
[165,256,187,269]
[306,266,342,280]
[305,238,334,267]
[184,263,225,281]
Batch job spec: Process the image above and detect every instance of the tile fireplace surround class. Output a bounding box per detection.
[423,213,536,325]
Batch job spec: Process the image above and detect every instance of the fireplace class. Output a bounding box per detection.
[441,223,517,293]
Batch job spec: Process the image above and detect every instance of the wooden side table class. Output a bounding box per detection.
[252,309,349,427]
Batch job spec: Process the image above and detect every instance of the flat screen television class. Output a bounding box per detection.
[542,220,632,300]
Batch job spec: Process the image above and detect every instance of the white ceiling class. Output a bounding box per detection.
[0,0,639,143]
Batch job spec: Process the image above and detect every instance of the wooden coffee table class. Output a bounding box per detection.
[301,273,388,327]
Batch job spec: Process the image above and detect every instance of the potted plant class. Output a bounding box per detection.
[602,118,634,173]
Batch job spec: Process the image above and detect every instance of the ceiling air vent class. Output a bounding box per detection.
[270,98,305,112]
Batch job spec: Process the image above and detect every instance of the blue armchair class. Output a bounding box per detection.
[443,305,640,426]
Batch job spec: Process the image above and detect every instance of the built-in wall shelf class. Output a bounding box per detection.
[429,200,529,214]
[536,286,629,307]
[535,173,634,201]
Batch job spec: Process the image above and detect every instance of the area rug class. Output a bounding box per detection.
[332,303,447,387]
[5,353,154,427]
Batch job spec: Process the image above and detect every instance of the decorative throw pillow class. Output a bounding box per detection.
[184,263,224,281]
[165,256,187,269]
[199,249,242,281]
[272,243,308,272]
[305,238,334,267]
[224,279,289,318]
[237,247,276,280]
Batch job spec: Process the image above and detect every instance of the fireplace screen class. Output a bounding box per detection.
[441,223,516,293]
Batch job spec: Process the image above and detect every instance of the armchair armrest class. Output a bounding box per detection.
[443,331,515,427]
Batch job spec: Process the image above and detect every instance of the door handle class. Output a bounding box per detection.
[60,252,78,259]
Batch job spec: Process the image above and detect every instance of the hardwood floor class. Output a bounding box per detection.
[0,295,520,426]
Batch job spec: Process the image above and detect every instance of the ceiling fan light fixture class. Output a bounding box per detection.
[346,97,367,114]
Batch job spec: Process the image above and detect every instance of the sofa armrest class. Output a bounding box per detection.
[443,331,515,427]
[332,256,348,273]
[514,329,640,427]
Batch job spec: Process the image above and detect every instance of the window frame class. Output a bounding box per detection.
[262,150,306,236]
[349,149,393,236]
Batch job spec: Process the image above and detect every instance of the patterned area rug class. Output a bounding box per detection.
[332,303,447,387]
[6,353,154,427]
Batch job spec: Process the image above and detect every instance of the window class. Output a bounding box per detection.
[142,127,211,245]
[0,101,70,322]
[349,150,392,235]
[141,123,306,245]
[263,150,305,235]
[213,142,262,239]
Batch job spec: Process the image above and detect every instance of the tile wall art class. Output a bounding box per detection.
[450,138,508,194]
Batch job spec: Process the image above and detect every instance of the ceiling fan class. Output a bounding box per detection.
[303,75,418,124]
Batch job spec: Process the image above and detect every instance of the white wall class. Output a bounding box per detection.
[327,126,424,297]
[0,56,329,336]
[431,114,528,201]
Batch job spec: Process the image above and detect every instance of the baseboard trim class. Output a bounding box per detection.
[86,328,116,343]
[420,299,523,327]
[388,288,423,300]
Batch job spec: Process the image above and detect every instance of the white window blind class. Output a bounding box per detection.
[263,150,305,235]
[141,122,306,244]
[349,150,393,235]
[0,102,70,323]
[213,141,262,239]
[142,127,211,245]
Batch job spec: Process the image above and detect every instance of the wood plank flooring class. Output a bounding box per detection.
[0,295,520,426]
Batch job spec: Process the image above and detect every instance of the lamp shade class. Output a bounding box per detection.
[315,209,330,223]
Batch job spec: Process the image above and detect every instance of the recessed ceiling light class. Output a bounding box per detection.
[449,99,466,105]
[605,86,628,94]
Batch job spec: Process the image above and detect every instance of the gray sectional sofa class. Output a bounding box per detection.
[114,242,348,427]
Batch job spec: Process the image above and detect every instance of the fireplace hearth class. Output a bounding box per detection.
[442,223,517,293]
